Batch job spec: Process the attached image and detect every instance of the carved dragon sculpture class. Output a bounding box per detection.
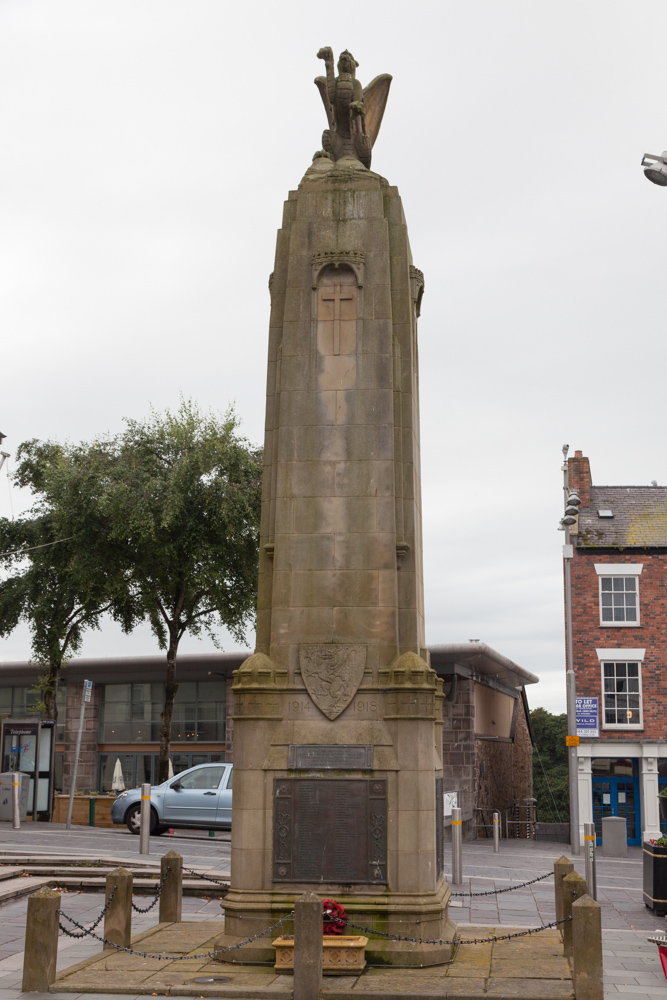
[314,47,392,169]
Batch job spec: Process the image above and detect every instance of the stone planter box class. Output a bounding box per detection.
[643,840,667,915]
[272,935,368,975]
[52,794,116,827]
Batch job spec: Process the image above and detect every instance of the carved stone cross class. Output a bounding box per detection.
[321,282,354,355]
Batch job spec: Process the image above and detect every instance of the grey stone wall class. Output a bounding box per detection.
[441,676,476,841]
[62,681,100,794]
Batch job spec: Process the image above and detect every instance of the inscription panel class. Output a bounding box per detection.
[288,745,373,769]
[273,778,387,884]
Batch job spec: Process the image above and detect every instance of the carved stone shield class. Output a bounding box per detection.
[299,644,367,720]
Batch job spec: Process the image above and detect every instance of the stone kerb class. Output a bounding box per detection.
[572,893,603,1000]
[104,866,133,950]
[159,850,183,924]
[553,855,575,928]
[294,891,322,1000]
[22,885,60,992]
[562,870,587,959]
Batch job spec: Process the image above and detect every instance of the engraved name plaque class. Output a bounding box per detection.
[287,745,373,770]
[273,778,387,884]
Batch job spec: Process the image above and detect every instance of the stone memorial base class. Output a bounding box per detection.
[52,921,575,999]
[216,880,457,966]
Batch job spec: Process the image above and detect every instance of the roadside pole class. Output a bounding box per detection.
[493,810,500,852]
[451,806,463,884]
[584,822,597,899]
[562,446,581,855]
[139,783,151,855]
[65,680,92,831]
[12,773,20,829]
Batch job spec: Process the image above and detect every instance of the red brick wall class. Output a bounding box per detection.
[571,549,667,741]
[569,452,592,507]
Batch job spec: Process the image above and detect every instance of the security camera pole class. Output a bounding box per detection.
[561,446,580,854]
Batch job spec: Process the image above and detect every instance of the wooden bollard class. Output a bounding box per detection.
[104,866,133,950]
[22,886,60,992]
[562,870,587,959]
[554,855,575,928]
[572,894,603,1000]
[159,850,183,923]
[294,891,322,1000]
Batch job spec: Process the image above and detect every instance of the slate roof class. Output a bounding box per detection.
[576,486,667,548]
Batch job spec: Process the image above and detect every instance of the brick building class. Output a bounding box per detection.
[568,450,667,846]
[0,642,536,835]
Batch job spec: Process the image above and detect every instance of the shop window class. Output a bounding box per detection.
[99,681,225,744]
[0,685,66,742]
[591,757,637,777]
[98,751,227,792]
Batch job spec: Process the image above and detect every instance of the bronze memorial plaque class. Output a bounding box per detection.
[287,744,374,769]
[273,778,387,884]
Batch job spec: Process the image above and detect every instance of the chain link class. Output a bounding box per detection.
[131,867,170,913]
[344,915,571,946]
[57,910,294,959]
[449,871,553,897]
[55,887,117,939]
[182,865,229,888]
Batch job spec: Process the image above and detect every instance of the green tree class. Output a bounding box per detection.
[0,514,120,720]
[530,707,570,823]
[10,401,263,781]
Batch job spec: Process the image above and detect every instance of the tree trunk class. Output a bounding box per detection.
[40,664,59,721]
[158,632,179,783]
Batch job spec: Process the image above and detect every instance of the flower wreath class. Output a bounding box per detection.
[322,898,347,935]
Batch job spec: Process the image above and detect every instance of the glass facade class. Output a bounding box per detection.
[98,751,227,792]
[98,680,226,743]
[0,685,67,742]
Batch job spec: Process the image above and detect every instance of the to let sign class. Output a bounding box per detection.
[576,697,599,738]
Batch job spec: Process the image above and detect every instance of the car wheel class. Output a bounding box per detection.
[125,804,158,835]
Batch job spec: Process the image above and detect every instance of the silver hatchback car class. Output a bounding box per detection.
[110,762,233,834]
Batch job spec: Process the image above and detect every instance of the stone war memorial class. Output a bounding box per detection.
[217,45,457,967]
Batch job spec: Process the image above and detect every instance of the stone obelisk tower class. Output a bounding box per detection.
[218,47,456,966]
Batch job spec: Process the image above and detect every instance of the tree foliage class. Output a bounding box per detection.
[4,401,263,780]
[530,707,570,823]
[0,515,117,718]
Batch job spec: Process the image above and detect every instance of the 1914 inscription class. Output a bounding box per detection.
[288,745,373,769]
[273,778,387,884]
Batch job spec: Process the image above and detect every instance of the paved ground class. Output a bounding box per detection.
[0,822,231,873]
[0,826,664,999]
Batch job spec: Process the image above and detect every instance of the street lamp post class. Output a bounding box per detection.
[561,445,581,854]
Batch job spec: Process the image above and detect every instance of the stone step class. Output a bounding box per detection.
[0,865,26,882]
[0,875,51,903]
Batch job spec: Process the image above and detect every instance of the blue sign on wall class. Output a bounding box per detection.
[576,697,599,738]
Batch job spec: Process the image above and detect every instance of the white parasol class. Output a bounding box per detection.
[168,758,174,779]
[111,757,125,793]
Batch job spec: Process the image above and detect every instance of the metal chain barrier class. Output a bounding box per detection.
[345,915,571,946]
[57,910,294,960]
[449,871,553,897]
[182,865,229,888]
[131,867,170,913]
[54,887,117,939]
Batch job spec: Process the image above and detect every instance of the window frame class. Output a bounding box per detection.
[599,658,644,730]
[594,564,642,628]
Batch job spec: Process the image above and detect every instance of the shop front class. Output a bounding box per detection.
[577,742,666,847]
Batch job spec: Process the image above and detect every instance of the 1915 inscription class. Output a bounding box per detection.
[273,778,387,884]
[288,745,373,769]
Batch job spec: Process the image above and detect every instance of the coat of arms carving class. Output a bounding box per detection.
[299,644,367,720]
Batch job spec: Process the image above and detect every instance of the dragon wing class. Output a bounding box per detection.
[314,75,334,128]
[362,74,392,148]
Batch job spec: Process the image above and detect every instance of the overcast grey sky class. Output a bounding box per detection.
[2,0,666,713]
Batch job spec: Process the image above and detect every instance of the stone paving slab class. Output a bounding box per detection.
[51,923,574,999]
